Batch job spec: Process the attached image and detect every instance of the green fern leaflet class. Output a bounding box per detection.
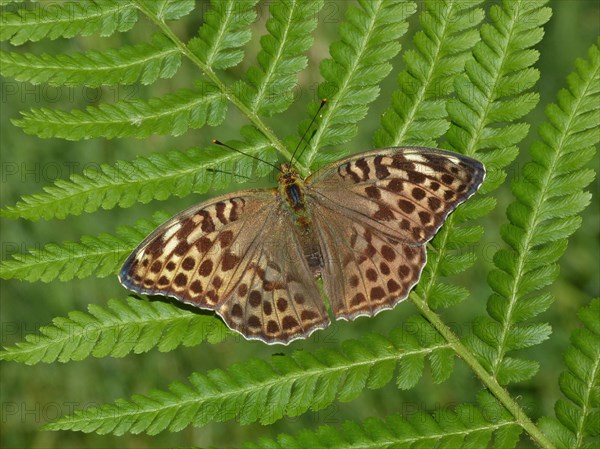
[0,1,598,448]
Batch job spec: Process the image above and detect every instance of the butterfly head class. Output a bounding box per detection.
[277,163,302,182]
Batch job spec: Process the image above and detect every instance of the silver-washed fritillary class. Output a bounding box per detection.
[120,146,485,344]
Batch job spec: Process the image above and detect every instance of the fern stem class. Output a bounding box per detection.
[576,354,600,448]
[45,341,451,432]
[485,2,546,377]
[417,0,521,303]
[410,292,556,449]
[134,2,296,170]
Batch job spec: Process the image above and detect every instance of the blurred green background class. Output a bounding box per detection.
[1,1,598,448]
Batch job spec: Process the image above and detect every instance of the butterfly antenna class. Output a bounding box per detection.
[290,98,327,166]
[206,168,253,180]
[212,139,282,173]
[294,129,318,165]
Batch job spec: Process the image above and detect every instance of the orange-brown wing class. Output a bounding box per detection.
[119,192,329,344]
[306,147,484,319]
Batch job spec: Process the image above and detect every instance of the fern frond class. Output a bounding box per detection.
[539,299,600,449]
[0,0,137,45]
[142,0,195,21]
[0,212,171,282]
[43,316,454,434]
[415,0,551,311]
[188,0,259,69]
[0,126,276,221]
[12,81,227,140]
[238,0,324,116]
[0,296,230,365]
[476,38,600,385]
[243,391,522,449]
[0,33,180,87]
[374,0,485,148]
[303,0,414,168]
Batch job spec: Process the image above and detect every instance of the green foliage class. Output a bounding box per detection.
[416,0,551,311]
[0,296,230,364]
[239,0,324,116]
[0,126,275,221]
[472,38,600,385]
[142,0,196,21]
[188,0,259,69]
[0,212,170,282]
[43,316,452,434]
[1,1,598,448]
[0,0,138,45]
[539,299,600,449]
[0,33,180,87]
[303,0,414,168]
[243,391,522,449]
[374,0,485,148]
[13,81,227,139]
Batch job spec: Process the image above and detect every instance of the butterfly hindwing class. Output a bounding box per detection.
[120,193,270,306]
[310,203,426,319]
[217,213,330,343]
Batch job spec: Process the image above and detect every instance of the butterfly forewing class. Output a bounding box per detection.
[307,147,485,244]
[120,194,269,305]
[119,191,329,344]
[306,147,484,319]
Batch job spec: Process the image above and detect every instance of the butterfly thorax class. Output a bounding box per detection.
[278,163,323,275]
[278,163,308,214]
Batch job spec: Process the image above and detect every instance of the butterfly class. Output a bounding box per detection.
[119,146,485,344]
